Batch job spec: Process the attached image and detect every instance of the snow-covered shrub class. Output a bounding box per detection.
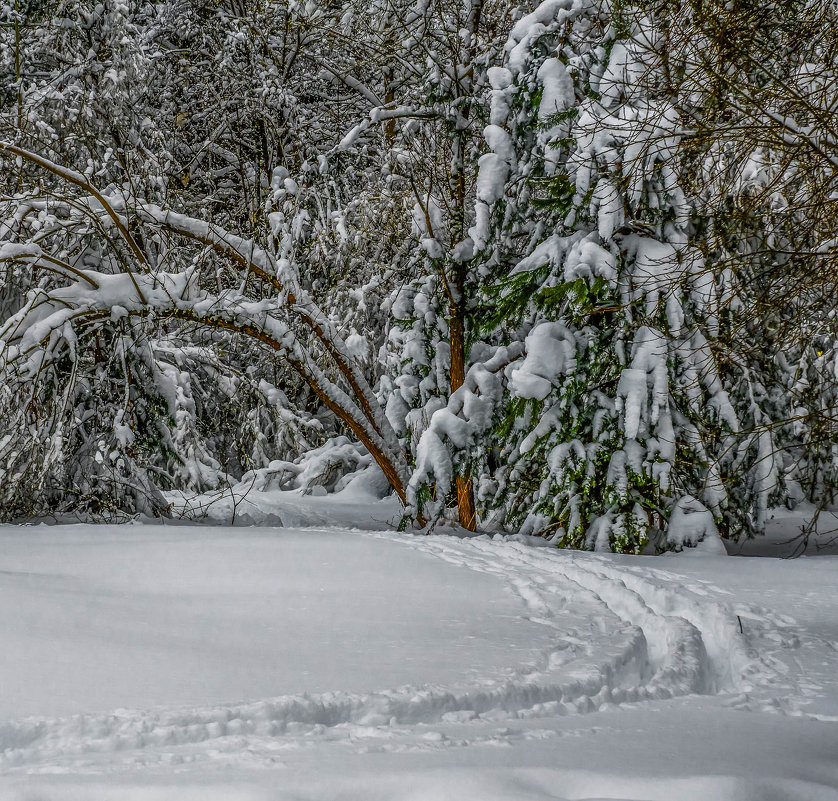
[239,436,379,495]
[0,315,172,518]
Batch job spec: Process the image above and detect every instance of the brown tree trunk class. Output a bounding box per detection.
[442,0,484,533]
[448,271,476,532]
[455,476,476,530]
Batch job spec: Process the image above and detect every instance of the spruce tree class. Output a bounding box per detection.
[410,0,758,550]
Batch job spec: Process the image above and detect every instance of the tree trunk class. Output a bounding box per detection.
[442,0,484,532]
[448,301,476,530]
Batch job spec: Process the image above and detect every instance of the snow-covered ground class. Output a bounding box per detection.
[2,493,838,800]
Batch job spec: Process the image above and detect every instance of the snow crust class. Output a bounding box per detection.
[0,525,555,720]
[1,502,838,800]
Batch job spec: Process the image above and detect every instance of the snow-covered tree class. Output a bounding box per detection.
[409,0,778,551]
[367,0,527,530]
[673,0,838,517]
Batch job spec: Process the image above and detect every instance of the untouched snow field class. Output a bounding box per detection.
[1,494,838,800]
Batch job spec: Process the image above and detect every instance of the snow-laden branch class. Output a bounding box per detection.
[335,105,438,152]
[318,62,384,107]
[0,142,149,269]
[1,178,413,502]
[133,204,407,483]
[0,140,413,503]
[408,343,524,517]
[0,243,100,289]
[0,265,410,503]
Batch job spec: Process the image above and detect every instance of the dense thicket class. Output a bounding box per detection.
[0,0,834,549]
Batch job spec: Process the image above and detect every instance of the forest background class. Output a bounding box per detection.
[0,0,835,553]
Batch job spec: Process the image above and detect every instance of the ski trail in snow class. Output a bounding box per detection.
[403,538,729,694]
[0,533,814,773]
[405,536,811,710]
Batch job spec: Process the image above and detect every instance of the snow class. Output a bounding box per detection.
[510,232,617,284]
[1,496,838,800]
[475,126,515,208]
[537,59,574,121]
[407,349,518,513]
[475,153,510,204]
[510,322,577,400]
[666,494,723,552]
[0,525,555,723]
[506,0,576,72]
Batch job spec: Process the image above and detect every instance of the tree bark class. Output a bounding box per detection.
[448,286,476,530]
[444,0,484,532]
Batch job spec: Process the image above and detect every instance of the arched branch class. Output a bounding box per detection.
[135,204,408,485]
[153,306,409,503]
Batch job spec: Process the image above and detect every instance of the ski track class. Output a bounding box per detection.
[0,532,820,773]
